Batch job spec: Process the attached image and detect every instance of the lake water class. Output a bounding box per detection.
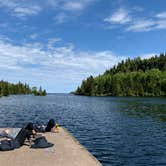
[0,94,166,166]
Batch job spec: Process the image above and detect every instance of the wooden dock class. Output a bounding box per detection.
[0,127,102,166]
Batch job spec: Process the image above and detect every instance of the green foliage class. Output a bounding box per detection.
[75,76,95,96]
[105,53,166,75]
[32,86,47,96]
[75,54,166,97]
[0,81,47,97]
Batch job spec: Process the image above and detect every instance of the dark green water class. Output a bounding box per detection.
[0,94,166,165]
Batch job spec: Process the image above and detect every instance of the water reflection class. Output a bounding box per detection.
[118,98,166,122]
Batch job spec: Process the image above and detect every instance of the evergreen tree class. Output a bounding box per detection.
[0,81,47,97]
[75,54,166,97]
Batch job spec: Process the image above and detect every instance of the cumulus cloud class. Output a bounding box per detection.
[0,39,123,72]
[63,1,86,11]
[0,33,157,92]
[49,0,96,11]
[0,0,42,17]
[0,0,17,8]
[53,0,97,23]
[0,36,156,92]
[47,37,62,50]
[54,13,70,23]
[104,8,131,24]
[0,37,126,92]
[156,12,166,19]
[13,6,42,17]
[155,19,166,29]
[0,0,96,20]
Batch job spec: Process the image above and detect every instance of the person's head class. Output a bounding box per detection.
[47,119,55,128]
[25,123,34,131]
[45,119,55,132]
[25,122,36,135]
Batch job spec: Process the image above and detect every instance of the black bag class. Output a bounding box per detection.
[31,136,54,149]
[0,139,15,151]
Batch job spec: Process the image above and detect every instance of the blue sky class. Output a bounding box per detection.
[0,0,166,92]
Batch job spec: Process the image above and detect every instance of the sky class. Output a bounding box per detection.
[0,0,166,93]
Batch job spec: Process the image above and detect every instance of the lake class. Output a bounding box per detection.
[0,94,165,166]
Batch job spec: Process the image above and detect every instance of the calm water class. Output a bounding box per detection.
[0,94,166,166]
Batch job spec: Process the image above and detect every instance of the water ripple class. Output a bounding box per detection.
[0,94,166,166]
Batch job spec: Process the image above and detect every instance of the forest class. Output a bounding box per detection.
[75,53,166,96]
[0,81,46,97]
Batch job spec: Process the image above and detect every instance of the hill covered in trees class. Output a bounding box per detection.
[0,81,46,97]
[75,53,166,97]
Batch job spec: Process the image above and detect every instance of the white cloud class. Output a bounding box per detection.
[138,53,156,60]
[156,19,166,29]
[0,0,17,8]
[53,0,97,23]
[0,0,97,21]
[47,38,62,49]
[104,8,131,24]
[126,19,156,32]
[13,6,42,17]
[54,13,70,23]
[29,33,38,40]
[63,1,85,11]
[0,0,42,17]
[156,12,166,19]
[126,19,166,32]
[0,38,126,92]
[52,0,97,12]
[104,8,166,32]
[0,36,157,92]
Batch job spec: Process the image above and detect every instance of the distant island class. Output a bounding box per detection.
[0,81,46,97]
[75,53,166,97]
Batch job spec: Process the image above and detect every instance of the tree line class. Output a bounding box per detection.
[75,53,166,96]
[0,81,46,97]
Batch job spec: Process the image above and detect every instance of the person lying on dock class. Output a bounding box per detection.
[34,119,60,133]
[0,124,35,151]
[0,123,35,141]
[0,120,56,151]
[0,119,59,139]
